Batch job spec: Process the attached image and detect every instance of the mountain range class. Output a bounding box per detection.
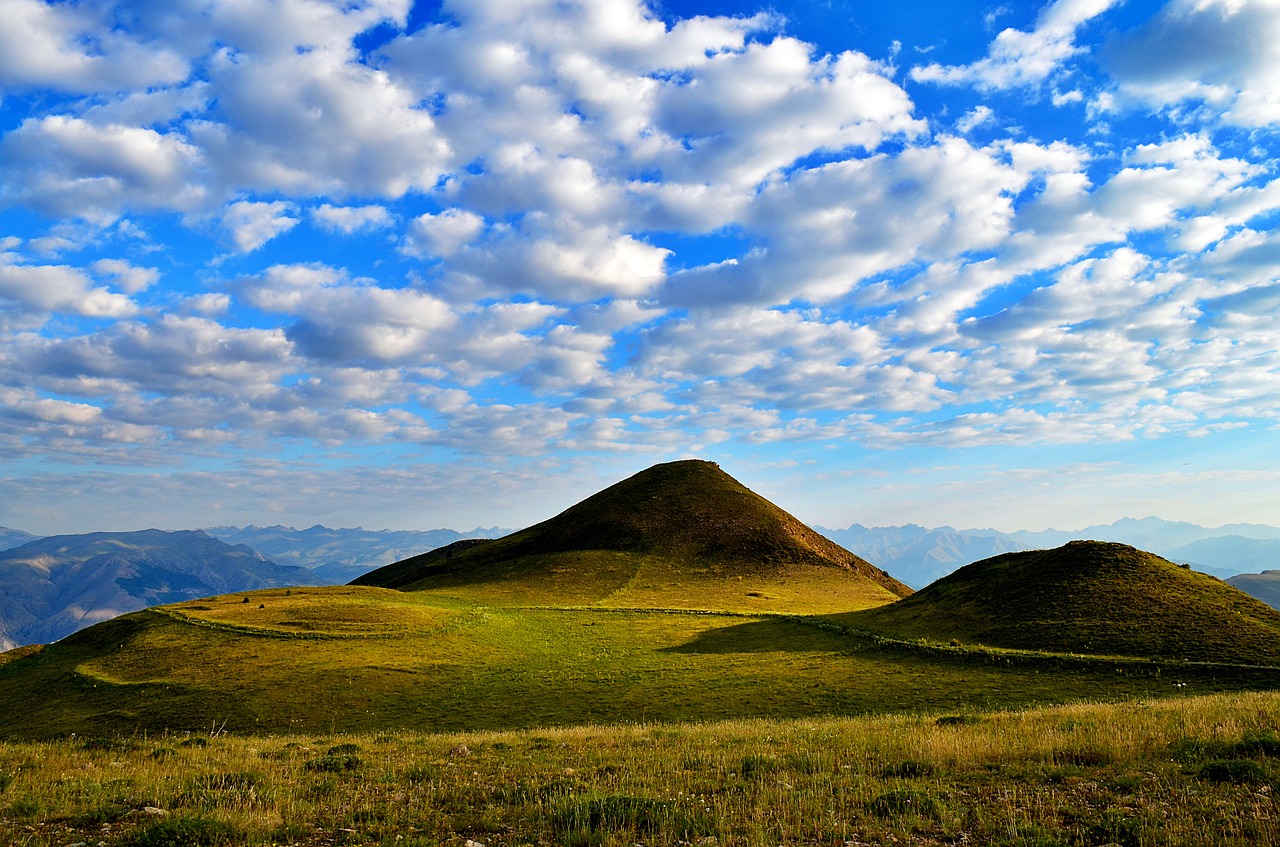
[4,458,1280,740]
[0,530,316,650]
[203,523,509,583]
[819,518,1280,587]
[2,500,1278,651]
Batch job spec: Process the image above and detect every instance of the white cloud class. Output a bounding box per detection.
[0,0,189,93]
[0,260,137,319]
[90,259,160,294]
[956,105,996,133]
[912,0,1121,91]
[193,44,451,197]
[0,117,206,223]
[404,209,486,259]
[662,137,1026,308]
[220,200,300,253]
[1104,0,1280,126]
[311,204,393,234]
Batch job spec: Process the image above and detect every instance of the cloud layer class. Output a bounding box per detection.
[2,0,1280,532]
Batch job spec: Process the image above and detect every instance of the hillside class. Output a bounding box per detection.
[5,466,1280,741]
[847,540,1280,665]
[356,459,912,613]
[0,530,318,649]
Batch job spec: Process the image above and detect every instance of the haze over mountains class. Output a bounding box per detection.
[204,524,510,584]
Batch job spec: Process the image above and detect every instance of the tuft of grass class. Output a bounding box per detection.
[305,753,361,772]
[1196,759,1270,784]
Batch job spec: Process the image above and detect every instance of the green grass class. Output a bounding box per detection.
[2,584,1277,739]
[3,692,1280,846]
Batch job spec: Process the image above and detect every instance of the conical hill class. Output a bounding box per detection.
[846,540,1280,665]
[356,459,912,613]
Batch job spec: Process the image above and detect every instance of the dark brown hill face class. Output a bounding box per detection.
[356,460,911,612]
[847,540,1280,665]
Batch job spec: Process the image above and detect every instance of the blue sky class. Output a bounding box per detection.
[3,0,1280,535]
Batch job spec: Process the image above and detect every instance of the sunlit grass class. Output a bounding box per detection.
[6,586,1268,740]
[3,692,1280,845]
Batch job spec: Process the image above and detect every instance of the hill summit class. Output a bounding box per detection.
[357,459,911,613]
[848,540,1280,665]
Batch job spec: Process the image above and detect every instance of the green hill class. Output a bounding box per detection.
[5,469,1280,741]
[846,540,1280,664]
[355,459,911,613]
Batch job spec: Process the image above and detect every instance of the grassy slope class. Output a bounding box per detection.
[355,459,912,613]
[846,540,1280,664]
[4,692,1280,847]
[3,585,1277,740]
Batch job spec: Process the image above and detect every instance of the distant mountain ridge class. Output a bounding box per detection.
[4,515,1279,647]
[205,524,510,583]
[0,530,318,649]
[819,518,1280,588]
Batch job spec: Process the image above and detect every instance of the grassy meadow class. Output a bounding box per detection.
[3,691,1280,846]
[3,585,1273,739]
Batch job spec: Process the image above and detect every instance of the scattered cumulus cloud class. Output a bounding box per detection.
[3,0,1280,532]
[1102,0,1280,126]
[219,200,300,253]
[311,204,394,235]
[911,0,1121,91]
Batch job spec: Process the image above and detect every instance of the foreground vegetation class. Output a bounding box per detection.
[2,692,1280,846]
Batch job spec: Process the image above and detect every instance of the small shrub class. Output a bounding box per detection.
[551,794,673,844]
[304,777,338,800]
[1104,773,1144,793]
[994,829,1069,847]
[1081,809,1149,847]
[0,773,11,792]
[6,795,40,821]
[327,742,361,755]
[404,765,436,784]
[1196,759,1269,784]
[151,747,176,761]
[936,714,976,726]
[1233,730,1280,758]
[306,753,362,772]
[739,754,779,778]
[80,737,139,753]
[270,822,314,843]
[123,815,241,847]
[1168,737,1228,763]
[179,737,209,748]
